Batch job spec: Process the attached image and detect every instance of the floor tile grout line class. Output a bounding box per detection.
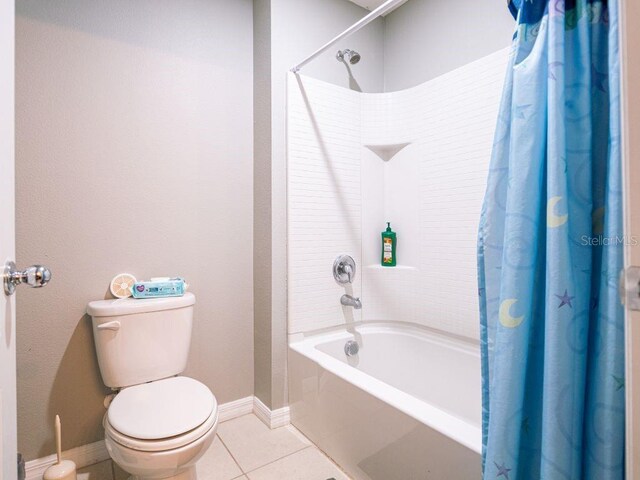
[217,414,313,475]
[242,445,313,475]
[217,414,349,478]
[216,433,246,476]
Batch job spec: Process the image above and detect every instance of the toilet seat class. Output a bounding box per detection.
[105,376,218,452]
[105,407,218,452]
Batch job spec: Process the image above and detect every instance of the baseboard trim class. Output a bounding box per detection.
[217,395,254,422]
[25,440,109,480]
[24,395,263,480]
[253,396,291,429]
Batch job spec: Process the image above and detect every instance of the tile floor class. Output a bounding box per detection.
[77,414,350,480]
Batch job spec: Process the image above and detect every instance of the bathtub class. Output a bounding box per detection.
[288,322,482,480]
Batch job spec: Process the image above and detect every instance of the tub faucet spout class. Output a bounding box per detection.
[341,294,362,309]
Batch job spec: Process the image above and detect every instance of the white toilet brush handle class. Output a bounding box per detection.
[55,415,62,464]
[44,415,77,480]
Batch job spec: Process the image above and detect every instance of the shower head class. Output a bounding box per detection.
[336,49,361,65]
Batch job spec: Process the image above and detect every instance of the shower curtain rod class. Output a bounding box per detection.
[290,0,406,73]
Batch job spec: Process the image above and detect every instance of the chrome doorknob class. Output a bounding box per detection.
[3,261,52,296]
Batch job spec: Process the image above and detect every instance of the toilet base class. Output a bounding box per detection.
[129,465,197,480]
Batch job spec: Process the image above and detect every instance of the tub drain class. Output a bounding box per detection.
[344,340,359,357]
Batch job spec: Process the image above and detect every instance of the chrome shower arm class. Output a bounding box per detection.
[290,0,406,73]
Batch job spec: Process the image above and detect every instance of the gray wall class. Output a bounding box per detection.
[16,0,254,460]
[384,0,515,91]
[254,0,385,410]
[253,0,274,410]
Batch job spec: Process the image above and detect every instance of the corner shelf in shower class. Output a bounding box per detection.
[363,142,411,162]
[365,264,418,272]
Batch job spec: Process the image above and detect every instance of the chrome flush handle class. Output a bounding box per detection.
[3,261,52,296]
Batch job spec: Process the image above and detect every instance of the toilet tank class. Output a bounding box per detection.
[87,293,196,388]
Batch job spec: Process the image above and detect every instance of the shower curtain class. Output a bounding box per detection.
[477,1,624,479]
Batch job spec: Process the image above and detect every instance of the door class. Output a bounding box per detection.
[0,1,16,480]
[621,0,640,478]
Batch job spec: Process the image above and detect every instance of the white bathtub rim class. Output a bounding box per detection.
[289,323,483,455]
[288,319,480,348]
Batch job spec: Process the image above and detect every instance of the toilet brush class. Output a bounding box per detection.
[43,416,77,480]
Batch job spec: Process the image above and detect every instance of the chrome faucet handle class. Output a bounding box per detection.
[343,264,353,283]
[333,255,356,285]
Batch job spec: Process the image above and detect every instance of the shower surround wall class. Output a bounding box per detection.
[288,48,509,339]
[288,78,363,332]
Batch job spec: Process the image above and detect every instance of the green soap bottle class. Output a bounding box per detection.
[381,222,397,267]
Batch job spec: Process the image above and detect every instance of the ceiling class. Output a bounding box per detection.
[345,0,410,15]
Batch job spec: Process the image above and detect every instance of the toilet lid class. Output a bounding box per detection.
[108,376,216,440]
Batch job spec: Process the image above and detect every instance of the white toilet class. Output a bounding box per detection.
[87,293,218,480]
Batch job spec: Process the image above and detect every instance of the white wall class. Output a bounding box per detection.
[368,48,509,338]
[0,2,16,479]
[288,49,509,339]
[384,0,514,91]
[287,74,363,333]
[16,0,254,460]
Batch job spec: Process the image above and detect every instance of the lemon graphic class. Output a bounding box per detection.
[110,273,137,299]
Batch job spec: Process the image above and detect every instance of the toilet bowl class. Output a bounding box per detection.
[87,293,218,480]
[104,376,218,480]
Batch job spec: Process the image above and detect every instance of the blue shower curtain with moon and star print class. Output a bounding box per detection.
[477,0,625,479]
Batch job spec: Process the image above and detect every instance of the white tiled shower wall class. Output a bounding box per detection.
[287,76,363,334]
[287,48,510,340]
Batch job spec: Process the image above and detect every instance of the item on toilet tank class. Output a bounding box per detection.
[131,277,186,298]
[381,222,397,267]
[149,277,190,290]
[43,415,77,480]
[109,273,137,299]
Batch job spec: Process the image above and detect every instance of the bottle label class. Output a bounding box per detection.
[383,238,393,264]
